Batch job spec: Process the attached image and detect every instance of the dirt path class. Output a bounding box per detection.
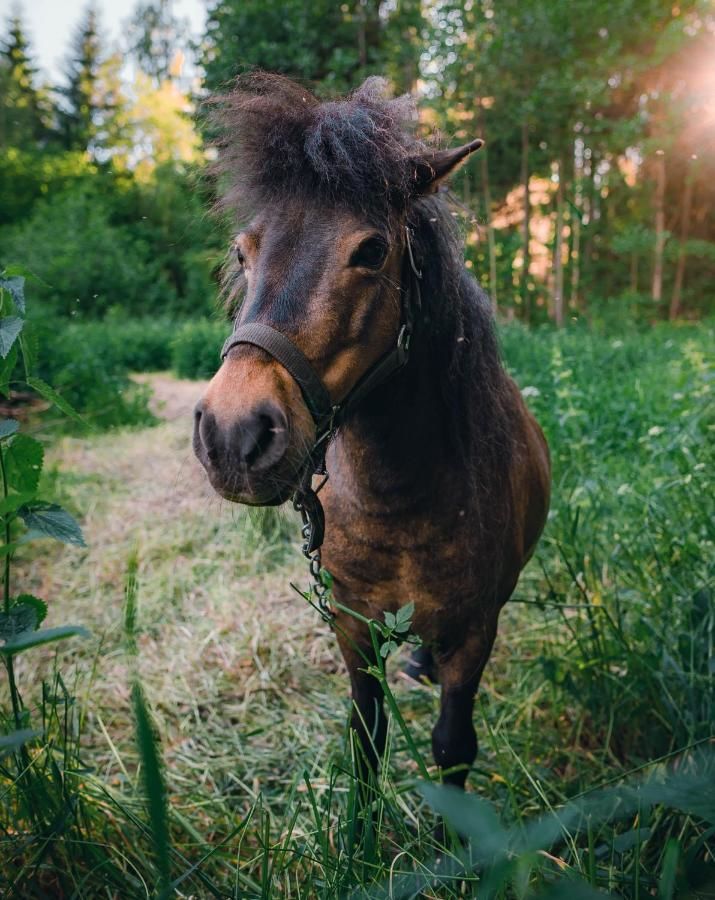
[19,371,346,777]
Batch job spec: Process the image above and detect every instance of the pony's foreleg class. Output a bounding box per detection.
[432,625,497,790]
[336,629,387,780]
[335,626,387,846]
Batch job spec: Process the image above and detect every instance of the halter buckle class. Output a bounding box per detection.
[396,324,411,364]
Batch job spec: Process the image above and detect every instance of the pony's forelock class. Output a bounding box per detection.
[209,73,425,228]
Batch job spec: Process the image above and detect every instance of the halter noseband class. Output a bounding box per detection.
[220,225,423,555]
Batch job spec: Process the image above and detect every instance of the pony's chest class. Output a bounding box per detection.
[320,480,473,618]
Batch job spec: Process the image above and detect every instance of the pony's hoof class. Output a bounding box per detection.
[403,647,438,685]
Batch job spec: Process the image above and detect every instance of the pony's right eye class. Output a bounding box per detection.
[236,247,245,267]
[350,236,389,270]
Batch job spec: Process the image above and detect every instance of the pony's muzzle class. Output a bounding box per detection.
[193,398,290,500]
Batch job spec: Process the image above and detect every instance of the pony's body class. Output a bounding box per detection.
[194,74,550,797]
[320,242,550,782]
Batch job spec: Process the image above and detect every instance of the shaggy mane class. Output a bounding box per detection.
[211,73,425,227]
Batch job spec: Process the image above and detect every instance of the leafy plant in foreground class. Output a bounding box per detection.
[0,270,92,894]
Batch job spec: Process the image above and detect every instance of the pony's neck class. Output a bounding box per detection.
[334,291,459,502]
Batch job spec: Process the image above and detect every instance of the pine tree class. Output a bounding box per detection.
[126,0,190,85]
[58,5,104,153]
[0,14,49,147]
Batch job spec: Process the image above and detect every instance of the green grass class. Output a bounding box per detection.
[1,323,713,897]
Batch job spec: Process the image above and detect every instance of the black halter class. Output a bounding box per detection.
[220,226,423,555]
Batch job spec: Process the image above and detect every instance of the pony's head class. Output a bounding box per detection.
[193,74,482,505]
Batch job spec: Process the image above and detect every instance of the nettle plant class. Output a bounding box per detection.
[0,270,87,754]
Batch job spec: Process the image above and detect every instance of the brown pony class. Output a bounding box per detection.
[193,74,550,798]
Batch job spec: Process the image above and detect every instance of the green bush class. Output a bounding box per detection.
[58,316,175,373]
[500,321,714,759]
[171,319,229,379]
[0,186,176,317]
[22,314,155,430]
[14,313,229,428]
[37,332,154,430]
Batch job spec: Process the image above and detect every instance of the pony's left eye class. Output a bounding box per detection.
[350,236,389,270]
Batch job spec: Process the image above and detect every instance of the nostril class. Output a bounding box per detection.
[241,414,273,468]
[196,407,221,463]
[193,402,203,436]
[234,404,288,471]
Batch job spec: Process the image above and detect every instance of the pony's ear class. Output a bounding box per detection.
[412,139,484,194]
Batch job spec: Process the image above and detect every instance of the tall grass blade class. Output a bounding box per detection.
[124,551,171,894]
[131,679,172,894]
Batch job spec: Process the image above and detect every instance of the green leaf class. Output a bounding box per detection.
[0,604,39,639]
[14,594,48,627]
[319,567,333,590]
[0,276,25,314]
[0,419,19,439]
[384,611,396,629]
[0,316,24,358]
[18,503,86,547]
[0,539,27,558]
[419,782,510,858]
[396,601,415,625]
[2,264,33,278]
[0,728,41,758]
[538,884,611,900]
[0,595,48,639]
[380,640,397,658]
[566,198,584,224]
[26,376,83,424]
[124,549,140,657]
[0,624,89,655]
[5,434,44,493]
[658,838,680,900]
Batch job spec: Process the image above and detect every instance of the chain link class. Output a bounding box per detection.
[293,484,335,624]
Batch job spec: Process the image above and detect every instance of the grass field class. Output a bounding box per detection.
[2,323,714,898]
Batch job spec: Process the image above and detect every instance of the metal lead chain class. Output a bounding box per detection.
[308,548,334,623]
[293,474,334,624]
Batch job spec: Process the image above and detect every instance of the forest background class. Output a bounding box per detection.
[2,0,713,372]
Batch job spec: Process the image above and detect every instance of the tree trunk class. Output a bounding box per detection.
[570,214,581,310]
[520,120,530,320]
[570,143,582,311]
[582,149,597,287]
[651,150,666,307]
[669,168,693,320]
[553,158,565,327]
